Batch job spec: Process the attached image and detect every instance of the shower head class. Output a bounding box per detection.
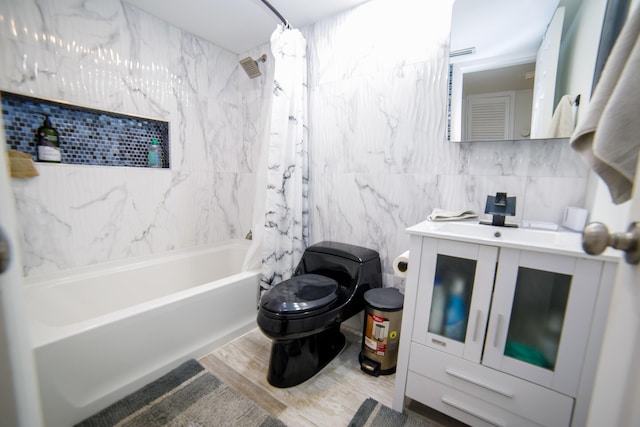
[239,54,267,79]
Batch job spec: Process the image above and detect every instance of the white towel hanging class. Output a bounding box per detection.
[546,95,575,138]
[570,6,640,204]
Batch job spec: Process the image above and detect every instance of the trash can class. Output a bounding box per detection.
[359,287,404,376]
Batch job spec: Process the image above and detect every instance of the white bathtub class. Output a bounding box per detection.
[23,239,260,427]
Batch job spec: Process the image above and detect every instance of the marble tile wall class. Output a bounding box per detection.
[305,0,589,289]
[2,0,589,286]
[1,0,260,276]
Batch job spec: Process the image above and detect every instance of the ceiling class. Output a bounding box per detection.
[449,0,582,63]
[123,0,578,59]
[123,0,371,53]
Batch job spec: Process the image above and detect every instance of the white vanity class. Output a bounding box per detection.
[393,220,619,427]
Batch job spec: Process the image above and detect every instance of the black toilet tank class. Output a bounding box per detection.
[295,241,382,290]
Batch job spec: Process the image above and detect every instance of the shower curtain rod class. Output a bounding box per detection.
[260,0,291,29]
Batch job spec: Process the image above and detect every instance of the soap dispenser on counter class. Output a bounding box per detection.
[36,115,61,163]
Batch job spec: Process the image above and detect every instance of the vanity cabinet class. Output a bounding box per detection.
[393,221,618,427]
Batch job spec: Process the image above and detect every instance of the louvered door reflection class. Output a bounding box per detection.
[465,92,514,141]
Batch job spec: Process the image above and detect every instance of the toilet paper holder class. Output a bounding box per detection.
[393,251,410,278]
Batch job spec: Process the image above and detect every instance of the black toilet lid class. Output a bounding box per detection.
[261,274,339,313]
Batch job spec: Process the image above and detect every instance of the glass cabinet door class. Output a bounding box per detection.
[503,267,570,371]
[413,239,497,362]
[483,248,603,396]
[427,253,476,341]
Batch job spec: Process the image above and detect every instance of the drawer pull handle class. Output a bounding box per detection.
[431,338,447,347]
[445,368,514,398]
[442,395,507,427]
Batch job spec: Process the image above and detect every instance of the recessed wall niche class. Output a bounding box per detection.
[1,91,169,168]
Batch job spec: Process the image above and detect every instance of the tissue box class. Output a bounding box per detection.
[563,207,589,231]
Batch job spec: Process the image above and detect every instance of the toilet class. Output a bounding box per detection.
[257,241,382,388]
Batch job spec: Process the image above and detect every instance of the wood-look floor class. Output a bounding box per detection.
[199,325,466,427]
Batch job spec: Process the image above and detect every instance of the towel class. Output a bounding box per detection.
[7,150,38,178]
[569,6,640,204]
[546,95,575,138]
[427,208,478,221]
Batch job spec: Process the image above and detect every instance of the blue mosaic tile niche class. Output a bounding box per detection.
[1,92,169,168]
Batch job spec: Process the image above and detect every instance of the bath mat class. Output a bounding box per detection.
[348,398,438,427]
[75,359,286,427]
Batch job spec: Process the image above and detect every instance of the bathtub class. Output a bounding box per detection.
[23,239,260,427]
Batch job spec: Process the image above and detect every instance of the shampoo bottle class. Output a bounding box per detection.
[36,115,61,163]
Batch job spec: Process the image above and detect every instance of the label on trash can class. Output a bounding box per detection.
[364,313,392,356]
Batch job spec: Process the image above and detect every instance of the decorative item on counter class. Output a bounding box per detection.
[7,150,39,178]
[427,208,478,221]
[36,115,61,163]
[562,206,589,231]
[147,138,162,168]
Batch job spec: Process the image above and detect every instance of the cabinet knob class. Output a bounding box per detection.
[582,222,639,264]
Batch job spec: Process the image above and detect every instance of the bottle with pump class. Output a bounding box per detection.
[36,115,61,163]
[148,139,162,168]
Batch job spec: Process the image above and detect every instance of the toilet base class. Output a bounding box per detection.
[267,325,346,388]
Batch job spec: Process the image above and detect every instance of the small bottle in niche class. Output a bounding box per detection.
[36,115,61,163]
[148,139,162,168]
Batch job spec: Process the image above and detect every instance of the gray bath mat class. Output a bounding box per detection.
[75,359,285,426]
[349,398,440,427]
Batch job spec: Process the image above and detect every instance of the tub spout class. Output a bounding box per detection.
[245,230,253,240]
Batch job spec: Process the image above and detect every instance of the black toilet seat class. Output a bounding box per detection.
[261,274,339,314]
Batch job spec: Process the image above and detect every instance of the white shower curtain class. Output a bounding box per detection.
[244,25,309,293]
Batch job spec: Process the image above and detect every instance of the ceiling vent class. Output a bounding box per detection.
[449,47,476,57]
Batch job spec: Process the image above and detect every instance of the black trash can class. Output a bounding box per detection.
[359,287,404,376]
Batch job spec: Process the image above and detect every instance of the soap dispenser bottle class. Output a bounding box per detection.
[147,139,162,168]
[36,115,61,163]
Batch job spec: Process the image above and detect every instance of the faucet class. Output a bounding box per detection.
[481,192,518,227]
[494,192,507,207]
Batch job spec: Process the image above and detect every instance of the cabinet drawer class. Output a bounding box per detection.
[406,373,541,427]
[409,342,574,426]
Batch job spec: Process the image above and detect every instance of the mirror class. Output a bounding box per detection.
[448,0,605,142]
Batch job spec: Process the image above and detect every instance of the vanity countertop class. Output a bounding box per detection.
[406,220,620,262]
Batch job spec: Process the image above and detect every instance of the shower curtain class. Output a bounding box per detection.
[244,25,309,294]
